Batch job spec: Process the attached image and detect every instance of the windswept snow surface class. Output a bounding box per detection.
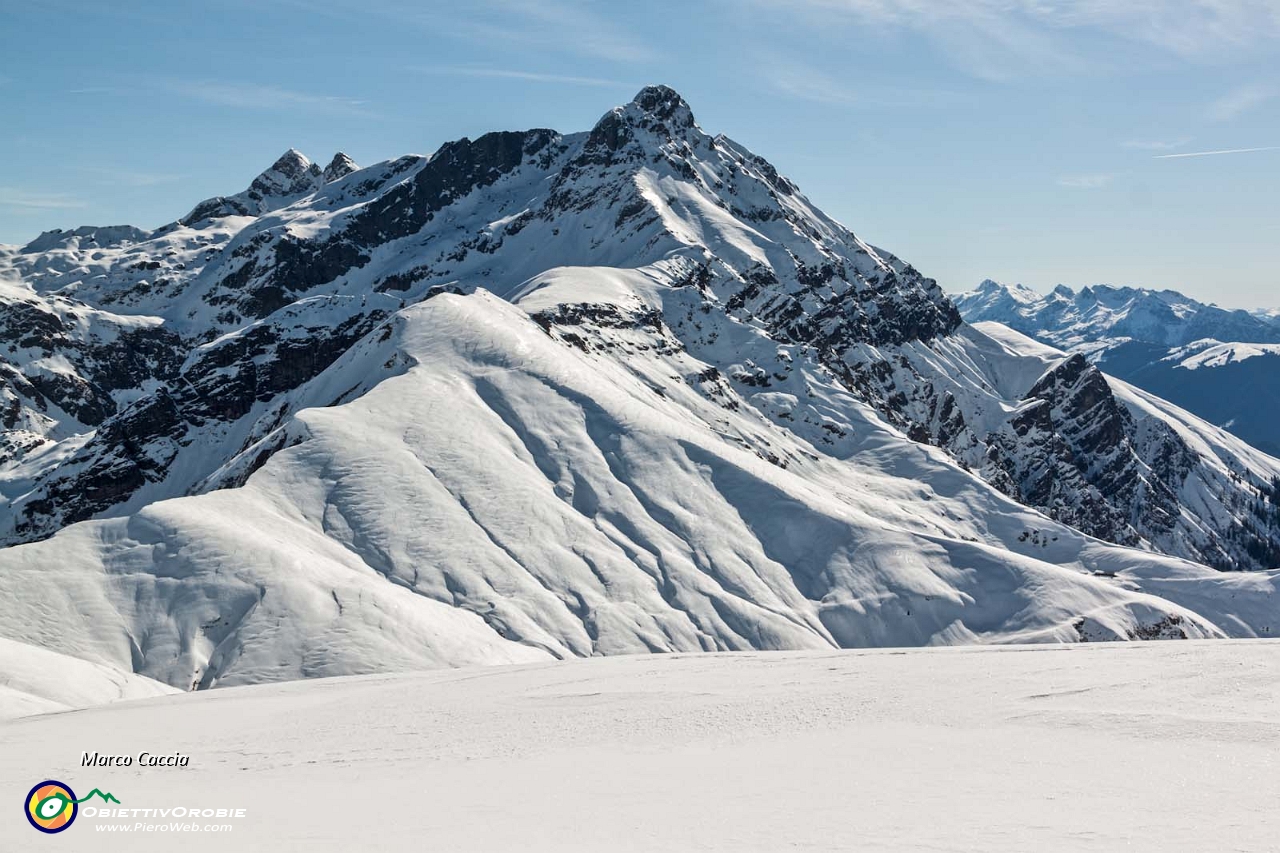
[0,637,174,720]
[0,291,1275,691]
[0,643,1276,852]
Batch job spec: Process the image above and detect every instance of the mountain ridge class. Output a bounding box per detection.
[955,279,1280,455]
[0,86,1277,690]
[956,278,1280,348]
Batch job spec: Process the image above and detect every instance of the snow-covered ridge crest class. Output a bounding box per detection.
[1167,339,1280,370]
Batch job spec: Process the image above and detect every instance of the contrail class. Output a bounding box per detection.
[1155,145,1280,159]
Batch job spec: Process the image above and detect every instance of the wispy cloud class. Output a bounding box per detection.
[763,57,973,108]
[70,78,371,115]
[1155,145,1280,159]
[415,66,627,88]
[1209,84,1276,121]
[1122,138,1190,151]
[1053,0,1280,56]
[68,85,128,95]
[158,80,370,114]
[746,0,1280,79]
[0,189,88,210]
[1057,174,1113,189]
[767,62,860,105]
[284,0,658,64]
[73,167,186,188]
[477,0,657,62]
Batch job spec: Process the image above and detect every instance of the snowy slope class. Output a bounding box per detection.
[0,87,1278,692]
[0,637,174,719]
[1126,343,1280,456]
[1,643,1277,852]
[1172,340,1280,370]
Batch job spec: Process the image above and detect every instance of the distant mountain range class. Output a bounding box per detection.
[1251,307,1280,326]
[955,280,1280,455]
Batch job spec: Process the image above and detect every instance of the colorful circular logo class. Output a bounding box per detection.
[25,781,78,834]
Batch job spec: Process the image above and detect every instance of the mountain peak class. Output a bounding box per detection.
[323,152,359,182]
[267,148,316,179]
[628,84,694,125]
[584,85,700,159]
[246,149,324,202]
[179,148,327,225]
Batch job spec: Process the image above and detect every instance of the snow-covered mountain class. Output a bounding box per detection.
[954,279,1280,454]
[954,279,1280,350]
[1251,307,1280,326]
[1,87,1277,691]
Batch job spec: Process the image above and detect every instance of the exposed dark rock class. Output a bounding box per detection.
[323,152,359,182]
[346,129,555,248]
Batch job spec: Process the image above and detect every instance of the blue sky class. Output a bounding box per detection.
[2,0,1277,307]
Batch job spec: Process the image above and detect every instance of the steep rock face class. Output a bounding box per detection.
[1,86,1277,576]
[982,355,1166,548]
[0,283,184,466]
[961,324,1280,571]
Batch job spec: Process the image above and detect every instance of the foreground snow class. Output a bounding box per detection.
[1,642,1275,851]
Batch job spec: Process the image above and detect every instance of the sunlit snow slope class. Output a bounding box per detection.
[0,637,174,719]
